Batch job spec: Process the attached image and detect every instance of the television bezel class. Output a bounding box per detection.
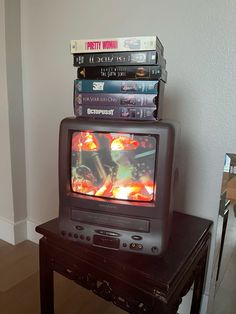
[59,117,175,220]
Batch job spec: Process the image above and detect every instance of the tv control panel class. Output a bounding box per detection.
[59,219,163,255]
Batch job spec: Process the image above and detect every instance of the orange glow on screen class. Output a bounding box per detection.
[72,132,99,151]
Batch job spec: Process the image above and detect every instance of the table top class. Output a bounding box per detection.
[36,212,212,301]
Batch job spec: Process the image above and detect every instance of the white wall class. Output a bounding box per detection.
[0,0,15,242]
[19,0,236,313]
[5,0,27,223]
[0,0,27,244]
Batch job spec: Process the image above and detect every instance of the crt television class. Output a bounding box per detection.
[58,117,179,255]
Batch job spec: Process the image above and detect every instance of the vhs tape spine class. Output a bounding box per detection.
[74,79,159,94]
[77,65,167,82]
[74,105,158,121]
[70,36,163,54]
[73,51,165,67]
[74,93,157,107]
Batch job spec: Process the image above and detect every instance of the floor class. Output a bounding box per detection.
[0,209,235,314]
[0,240,125,314]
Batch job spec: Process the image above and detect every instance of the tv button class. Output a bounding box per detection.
[75,225,84,230]
[95,230,106,235]
[131,235,142,241]
[151,246,159,254]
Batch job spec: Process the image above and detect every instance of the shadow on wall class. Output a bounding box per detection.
[163,84,191,213]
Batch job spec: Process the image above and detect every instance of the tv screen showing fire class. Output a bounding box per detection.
[70,131,157,201]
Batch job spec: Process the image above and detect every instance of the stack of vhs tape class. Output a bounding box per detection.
[71,36,167,121]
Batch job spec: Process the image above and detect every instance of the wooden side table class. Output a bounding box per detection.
[36,212,212,314]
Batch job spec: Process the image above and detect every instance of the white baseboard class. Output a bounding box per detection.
[0,217,44,245]
[14,219,27,244]
[0,217,27,244]
[27,220,42,244]
[0,217,15,244]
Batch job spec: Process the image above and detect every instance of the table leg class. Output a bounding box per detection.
[190,249,208,314]
[153,297,182,314]
[39,238,54,314]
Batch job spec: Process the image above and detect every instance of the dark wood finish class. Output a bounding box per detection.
[39,237,54,314]
[36,212,212,314]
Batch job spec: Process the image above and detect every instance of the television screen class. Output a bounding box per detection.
[71,131,157,202]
